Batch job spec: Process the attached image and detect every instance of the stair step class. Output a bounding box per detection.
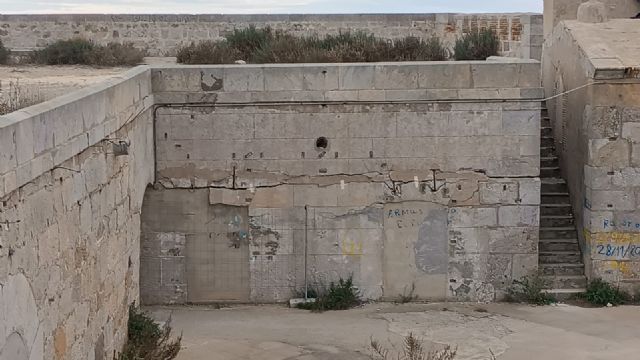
[543,275,588,289]
[539,251,583,264]
[541,146,556,157]
[541,157,560,168]
[541,193,570,204]
[541,215,575,227]
[541,166,561,177]
[541,137,555,147]
[544,288,586,301]
[542,182,569,193]
[541,204,573,216]
[540,227,578,239]
[541,127,553,137]
[540,240,581,252]
[540,263,585,276]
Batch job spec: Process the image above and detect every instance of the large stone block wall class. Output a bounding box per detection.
[544,20,640,291]
[141,61,543,304]
[0,68,155,359]
[0,13,543,60]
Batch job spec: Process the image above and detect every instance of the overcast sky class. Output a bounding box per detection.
[0,1,542,14]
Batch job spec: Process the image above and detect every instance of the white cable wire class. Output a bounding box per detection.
[541,81,604,102]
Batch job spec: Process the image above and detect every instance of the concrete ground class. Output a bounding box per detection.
[147,302,640,360]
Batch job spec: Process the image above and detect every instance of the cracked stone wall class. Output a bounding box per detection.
[0,13,543,60]
[544,20,640,291]
[141,61,542,303]
[0,68,154,359]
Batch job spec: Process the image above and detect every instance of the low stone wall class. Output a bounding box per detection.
[0,13,543,59]
[141,60,543,304]
[0,68,154,359]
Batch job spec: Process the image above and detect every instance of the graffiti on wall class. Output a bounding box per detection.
[586,231,640,259]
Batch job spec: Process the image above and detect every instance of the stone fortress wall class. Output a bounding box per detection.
[141,60,543,304]
[0,13,543,59]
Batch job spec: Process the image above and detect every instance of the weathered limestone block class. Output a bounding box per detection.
[577,0,609,23]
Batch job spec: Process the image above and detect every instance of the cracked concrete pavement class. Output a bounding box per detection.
[147,302,640,360]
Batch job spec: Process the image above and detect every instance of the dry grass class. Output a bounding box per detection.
[0,79,45,115]
[31,38,145,66]
[370,333,457,360]
[177,27,450,64]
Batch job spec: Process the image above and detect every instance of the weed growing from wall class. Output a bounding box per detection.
[296,276,361,312]
[115,305,182,360]
[507,273,556,305]
[578,278,630,307]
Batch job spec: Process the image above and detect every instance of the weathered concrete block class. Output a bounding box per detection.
[622,122,640,142]
[264,66,304,91]
[479,181,519,205]
[302,66,340,91]
[251,186,294,208]
[374,64,419,89]
[498,206,539,227]
[588,139,630,169]
[518,178,541,205]
[502,110,540,135]
[339,65,375,90]
[293,185,339,207]
[448,207,498,228]
[223,67,265,91]
[587,189,636,211]
[209,188,253,206]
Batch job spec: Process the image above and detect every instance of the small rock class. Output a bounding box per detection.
[235,60,247,64]
[607,303,613,307]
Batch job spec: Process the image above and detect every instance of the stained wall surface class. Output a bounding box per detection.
[0,68,155,359]
[0,14,543,59]
[141,61,543,304]
[543,19,640,291]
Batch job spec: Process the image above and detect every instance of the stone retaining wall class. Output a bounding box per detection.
[0,67,155,359]
[0,13,543,59]
[141,60,543,304]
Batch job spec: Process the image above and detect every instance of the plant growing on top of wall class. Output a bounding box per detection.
[453,28,500,61]
[31,38,145,66]
[507,272,556,305]
[115,304,182,360]
[296,276,361,312]
[577,278,630,307]
[0,40,9,65]
[175,26,452,64]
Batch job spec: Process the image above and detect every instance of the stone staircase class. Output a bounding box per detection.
[539,104,587,299]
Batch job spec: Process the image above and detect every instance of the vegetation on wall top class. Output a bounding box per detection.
[177,26,498,64]
[30,38,146,66]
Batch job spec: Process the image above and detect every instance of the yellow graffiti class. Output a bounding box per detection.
[341,239,363,256]
[589,232,640,245]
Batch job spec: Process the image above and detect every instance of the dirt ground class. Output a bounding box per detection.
[0,64,131,104]
[147,302,640,360]
[0,58,177,109]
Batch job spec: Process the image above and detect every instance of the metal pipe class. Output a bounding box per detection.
[304,205,309,300]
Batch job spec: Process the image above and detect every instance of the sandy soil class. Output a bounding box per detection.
[0,64,131,105]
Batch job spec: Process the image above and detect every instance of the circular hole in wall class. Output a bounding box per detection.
[316,136,329,149]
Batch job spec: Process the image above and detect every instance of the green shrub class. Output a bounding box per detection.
[116,304,182,360]
[507,273,556,305]
[390,36,449,61]
[88,42,145,66]
[31,39,145,66]
[176,40,241,64]
[225,25,274,60]
[453,28,500,60]
[296,276,361,312]
[32,38,95,65]
[580,278,630,306]
[370,333,457,360]
[0,40,9,64]
[175,27,452,64]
